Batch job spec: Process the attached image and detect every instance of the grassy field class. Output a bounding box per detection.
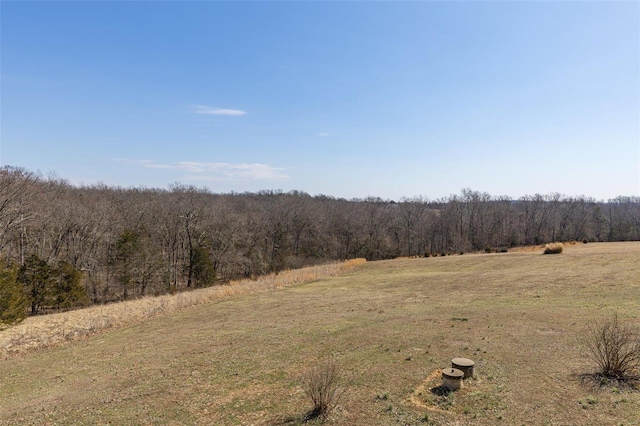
[2,242,639,425]
[0,260,366,359]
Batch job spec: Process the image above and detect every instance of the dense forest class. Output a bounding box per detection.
[1,166,639,322]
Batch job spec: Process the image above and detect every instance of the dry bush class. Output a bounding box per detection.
[302,359,347,420]
[543,243,563,255]
[585,314,640,381]
[343,258,366,268]
[0,259,366,359]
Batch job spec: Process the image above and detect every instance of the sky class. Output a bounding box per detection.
[1,1,639,202]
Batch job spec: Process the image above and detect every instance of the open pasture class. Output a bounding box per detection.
[2,242,639,425]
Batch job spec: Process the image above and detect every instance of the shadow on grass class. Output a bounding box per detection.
[268,414,303,425]
[576,372,640,391]
[268,409,327,425]
[430,385,453,396]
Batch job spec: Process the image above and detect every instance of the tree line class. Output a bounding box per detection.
[1,166,639,325]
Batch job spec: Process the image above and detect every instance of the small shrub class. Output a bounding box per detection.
[302,359,347,420]
[375,392,389,401]
[499,247,509,253]
[584,314,640,380]
[579,396,598,409]
[484,247,492,253]
[583,239,588,244]
[543,243,563,255]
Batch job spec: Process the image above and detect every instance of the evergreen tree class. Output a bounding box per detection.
[16,254,87,315]
[52,261,86,310]
[0,262,27,328]
[18,254,55,315]
[111,229,139,300]
[190,245,216,288]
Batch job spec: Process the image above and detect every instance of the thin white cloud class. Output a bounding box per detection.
[118,159,288,182]
[189,105,247,116]
[316,132,329,137]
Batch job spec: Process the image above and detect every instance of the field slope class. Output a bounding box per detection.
[2,242,639,425]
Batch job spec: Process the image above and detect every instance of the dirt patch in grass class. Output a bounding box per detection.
[1,242,640,425]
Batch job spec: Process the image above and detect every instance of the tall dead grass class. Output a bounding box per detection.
[0,259,366,359]
[543,243,564,255]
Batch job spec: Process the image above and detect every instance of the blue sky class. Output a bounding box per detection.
[2,1,638,201]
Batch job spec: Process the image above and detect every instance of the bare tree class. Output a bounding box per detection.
[0,167,38,256]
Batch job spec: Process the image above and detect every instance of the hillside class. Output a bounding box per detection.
[2,242,639,425]
[2,167,640,311]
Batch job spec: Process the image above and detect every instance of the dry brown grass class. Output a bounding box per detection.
[2,243,639,425]
[543,242,564,254]
[0,259,366,359]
